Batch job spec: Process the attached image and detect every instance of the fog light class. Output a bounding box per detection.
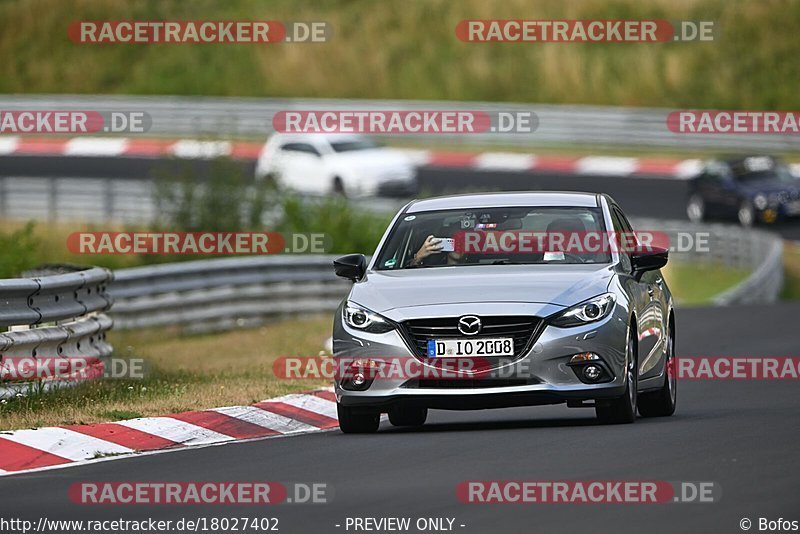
[583,365,602,381]
[352,372,366,386]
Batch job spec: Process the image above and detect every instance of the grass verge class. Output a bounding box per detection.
[0,315,331,430]
[661,261,750,306]
[780,241,800,300]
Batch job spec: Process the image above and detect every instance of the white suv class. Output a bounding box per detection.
[255,133,418,198]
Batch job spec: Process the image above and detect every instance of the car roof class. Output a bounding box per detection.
[709,155,786,177]
[269,132,367,143]
[406,191,601,213]
[718,154,780,166]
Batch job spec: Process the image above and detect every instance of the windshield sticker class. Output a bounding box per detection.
[543,251,566,262]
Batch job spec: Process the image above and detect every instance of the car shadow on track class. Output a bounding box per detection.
[382,417,603,434]
[377,411,689,434]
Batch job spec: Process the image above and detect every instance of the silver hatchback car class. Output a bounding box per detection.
[332,192,676,433]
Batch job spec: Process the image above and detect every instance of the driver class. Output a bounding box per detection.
[544,217,587,262]
[409,234,465,266]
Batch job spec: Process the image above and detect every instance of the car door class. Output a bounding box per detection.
[695,165,720,215]
[610,205,662,384]
[704,162,739,217]
[273,142,328,194]
[614,206,667,380]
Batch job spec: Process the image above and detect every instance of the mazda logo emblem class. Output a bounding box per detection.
[457,315,482,336]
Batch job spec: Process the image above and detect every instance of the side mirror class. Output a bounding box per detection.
[334,254,366,282]
[631,246,668,282]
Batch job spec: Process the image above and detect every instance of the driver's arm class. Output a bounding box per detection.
[409,235,441,266]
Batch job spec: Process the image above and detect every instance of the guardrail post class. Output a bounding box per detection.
[104,178,114,222]
[48,177,57,222]
[0,176,6,217]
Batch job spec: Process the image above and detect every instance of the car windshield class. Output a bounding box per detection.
[732,157,796,183]
[374,206,611,270]
[329,138,382,152]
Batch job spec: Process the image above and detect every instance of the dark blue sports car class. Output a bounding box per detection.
[686,156,800,226]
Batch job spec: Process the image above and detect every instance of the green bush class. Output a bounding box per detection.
[0,222,39,278]
[278,195,392,255]
[152,158,391,257]
[153,157,271,233]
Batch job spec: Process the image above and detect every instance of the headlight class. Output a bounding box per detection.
[754,193,784,210]
[550,293,617,328]
[343,302,395,333]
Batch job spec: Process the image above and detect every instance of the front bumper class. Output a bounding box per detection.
[757,199,800,222]
[333,304,630,412]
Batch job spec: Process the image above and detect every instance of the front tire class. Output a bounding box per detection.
[738,200,756,227]
[686,194,705,223]
[337,403,379,434]
[332,176,346,197]
[596,332,637,424]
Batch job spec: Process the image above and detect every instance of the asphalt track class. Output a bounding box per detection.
[1,302,798,533]
[1,156,799,532]
[3,154,800,239]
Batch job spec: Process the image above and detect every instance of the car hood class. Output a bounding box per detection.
[348,264,615,316]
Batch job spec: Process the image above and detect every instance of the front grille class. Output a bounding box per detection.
[399,315,544,360]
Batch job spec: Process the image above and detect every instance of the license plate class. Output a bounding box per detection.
[427,338,514,357]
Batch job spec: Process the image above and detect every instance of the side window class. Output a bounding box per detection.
[706,161,731,183]
[609,207,632,272]
[280,143,320,156]
[615,207,634,234]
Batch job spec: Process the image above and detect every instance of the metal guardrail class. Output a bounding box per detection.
[110,255,351,332]
[2,95,799,151]
[712,234,784,306]
[0,176,156,224]
[634,218,784,305]
[107,220,785,333]
[0,176,405,224]
[0,266,114,398]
